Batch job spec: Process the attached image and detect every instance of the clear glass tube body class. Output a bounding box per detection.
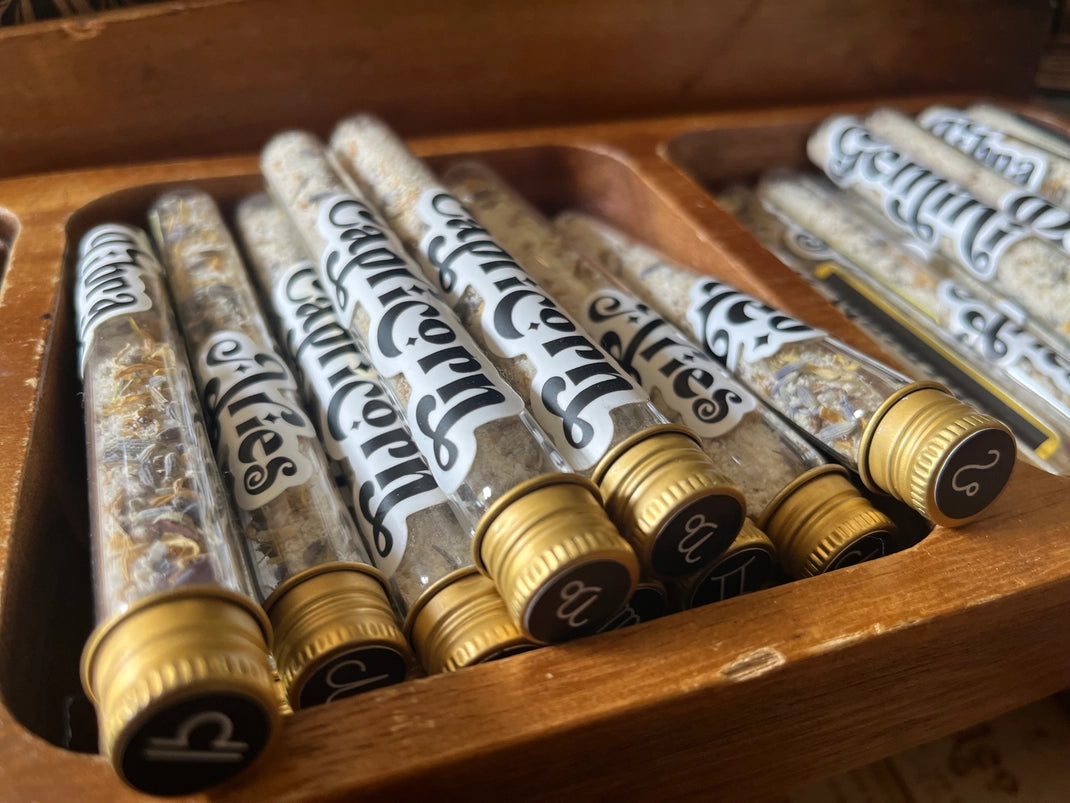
[259,131,569,532]
[331,119,667,475]
[149,189,376,602]
[758,172,1070,476]
[75,223,251,623]
[556,212,912,468]
[931,104,1070,205]
[810,114,1070,343]
[235,194,473,615]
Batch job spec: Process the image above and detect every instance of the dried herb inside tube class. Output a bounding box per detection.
[810,114,1070,343]
[260,131,639,643]
[331,117,745,578]
[759,172,1070,477]
[443,161,895,577]
[556,212,1017,527]
[149,188,411,708]
[75,223,278,796]
[236,193,535,672]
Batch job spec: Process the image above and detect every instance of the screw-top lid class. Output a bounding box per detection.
[759,465,895,577]
[266,566,410,710]
[858,383,1017,527]
[676,518,778,608]
[407,567,537,674]
[594,424,745,578]
[474,473,639,644]
[80,591,278,796]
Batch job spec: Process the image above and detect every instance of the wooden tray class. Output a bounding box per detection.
[1,96,1069,801]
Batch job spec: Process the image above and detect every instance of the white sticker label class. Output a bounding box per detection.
[685,277,824,372]
[998,190,1070,255]
[75,224,158,374]
[198,331,316,510]
[939,279,1070,414]
[582,289,755,438]
[317,194,525,493]
[272,261,449,577]
[417,190,646,470]
[781,221,838,262]
[920,109,1048,191]
[820,116,1028,281]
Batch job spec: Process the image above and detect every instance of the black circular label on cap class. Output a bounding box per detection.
[597,583,670,632]
[120,692,272,796]
[523,559,635,643]
[933,428,1016,522]
[297,645,408,709]
[824,532,888,572]
[650,494,745,577]
[688,546,775,608]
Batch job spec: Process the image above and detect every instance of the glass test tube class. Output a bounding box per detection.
[235,193,535,672]
[969,103,1070,156]
[149,189,411,709]
[555,212,1017,527]
[809,114,1070,343]
[260,131,639,644]
[867,108,1070,262]
[716,181,932,378]
[759,172,1070,476]
[75,223,278,796]
[330,117,744,579]
[444,160,895,578]
[918,106,1058,197]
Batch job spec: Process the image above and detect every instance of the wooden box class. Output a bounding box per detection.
[0,2,1067,800]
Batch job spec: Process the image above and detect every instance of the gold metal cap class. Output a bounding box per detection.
[596,577,671,632]
[676,518,778,608]
[267,566,410,710]
[407,567,537,674]
[474,473,639,644]
[759,465,895,578]
[594,424,745,577]
[858,383,1017,527]
[80,591,278,796]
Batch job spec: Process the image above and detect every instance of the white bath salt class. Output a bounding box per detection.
[332,117,747,578]
[810,114,1070,343]
[150,188,411,708]
[260,130,639,644]
[556,211,1017,528]
[759,172,1070,477]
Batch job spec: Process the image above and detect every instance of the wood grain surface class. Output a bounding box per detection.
[0,100,1068,801]
[0,0,1054,179]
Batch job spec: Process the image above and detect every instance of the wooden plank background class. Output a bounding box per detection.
[0,0,1056,178]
